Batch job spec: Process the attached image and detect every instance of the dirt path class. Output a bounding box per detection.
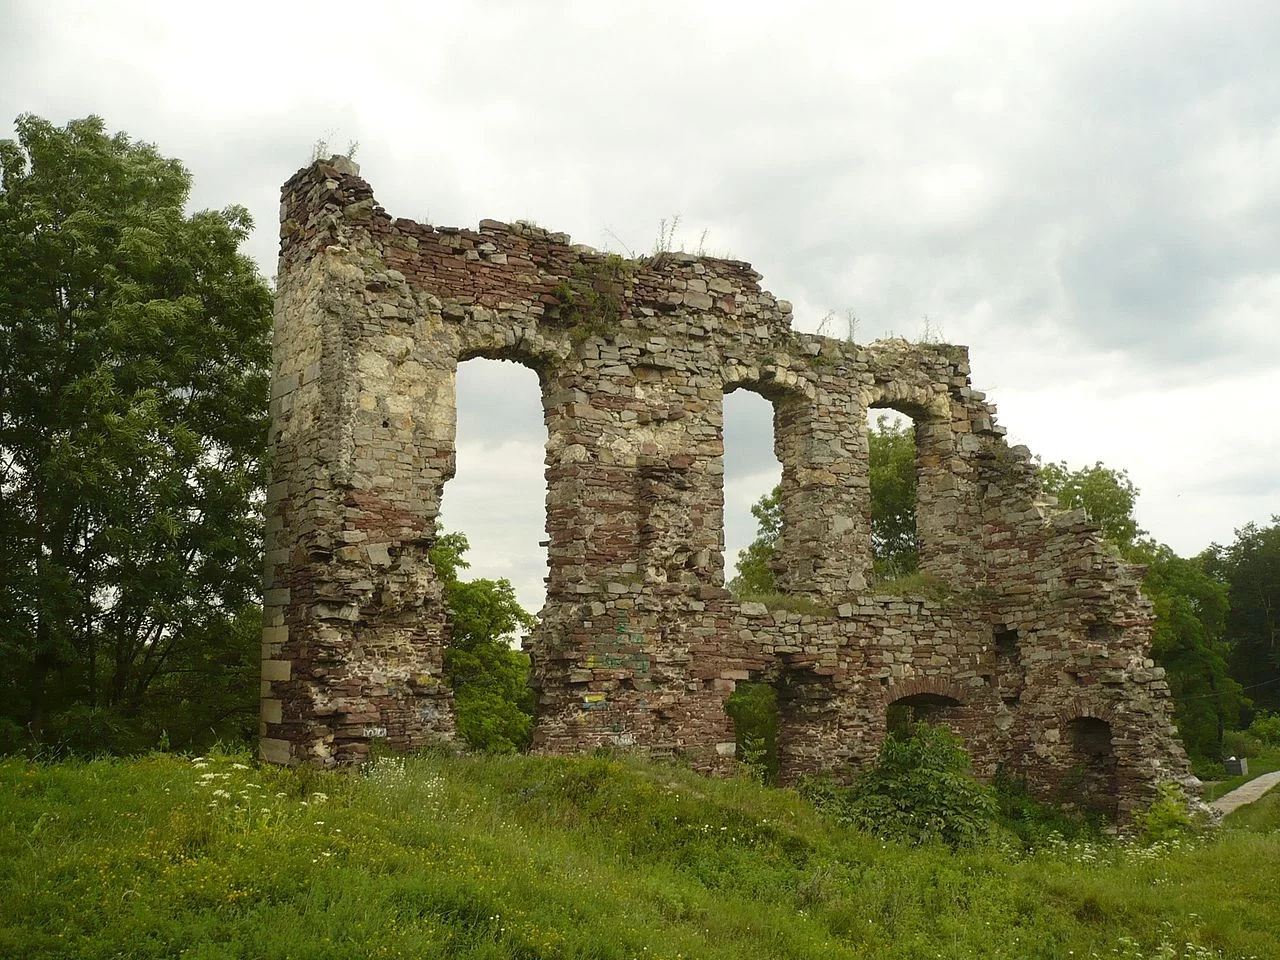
[1209,770,1280,815]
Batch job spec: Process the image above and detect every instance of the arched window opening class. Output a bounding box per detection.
[723,388,782,599]
[865,407,918,585]
[1062,716,1118,816]
[440,357,548,618]
[886,692,960,735]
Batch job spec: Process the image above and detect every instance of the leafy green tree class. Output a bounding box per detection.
[728,416,918,595]
[429,529,537,753]
[1038,460,1143,550]
[724,681,780,783]
[727,486,781,596]
[1249,711,1280,746]
[867,413,918,580]
[1137,543,1242,758]
[0,115,272,754]
[1205,519,1280,714]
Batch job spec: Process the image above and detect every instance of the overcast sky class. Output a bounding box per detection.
[3,0,1277,615]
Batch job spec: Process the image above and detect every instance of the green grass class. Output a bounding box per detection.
[735,592,835,617]
[865,570,951,599]
[1200,749,1280,802]
[1222,787,1280,832]
[1,748,1278,959]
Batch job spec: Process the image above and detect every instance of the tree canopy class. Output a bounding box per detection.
[0,115,272,754]
[727,486,781,597]
[866,413,918,580]
[1205,519,1280,715]
[1138,541,1240,759]
[1038,460,1143,550]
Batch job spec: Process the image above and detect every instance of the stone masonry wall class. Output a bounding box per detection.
[262,157,1192,818]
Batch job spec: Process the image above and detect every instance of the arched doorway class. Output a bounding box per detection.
[1062,716,1118,817]
[886,692,963,736]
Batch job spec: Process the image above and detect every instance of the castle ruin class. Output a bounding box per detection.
[261,157,1192,819]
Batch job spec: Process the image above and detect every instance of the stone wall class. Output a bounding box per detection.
[262,157,1192,818]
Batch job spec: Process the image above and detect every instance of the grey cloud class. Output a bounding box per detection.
[456,359,546,450]
[723,390,781,479]
[3,0,1276,592]
[1187,459,1280,499]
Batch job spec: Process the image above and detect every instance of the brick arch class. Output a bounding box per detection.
[1056,706,1120,818]
[1058,699,1117,727]
[885,677,969,705]
[455,322,568,374]
[720,363,816,402]
[863,381,950,423]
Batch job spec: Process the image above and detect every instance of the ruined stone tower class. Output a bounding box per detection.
[261,157,1191,818]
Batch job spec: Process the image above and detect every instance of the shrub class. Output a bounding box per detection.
[992,769,1101,844]
[1220,729,1262,759]
[37,704,151,759]
[802,723,997,848]
[724,682,779,783]
[1189,755,1226,782]
[1133,782,1198,844]
[1247,711,1280,746]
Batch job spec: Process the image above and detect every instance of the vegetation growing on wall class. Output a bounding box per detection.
[553,254,636,346]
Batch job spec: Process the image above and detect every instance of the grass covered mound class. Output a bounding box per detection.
[1,748,1278,960]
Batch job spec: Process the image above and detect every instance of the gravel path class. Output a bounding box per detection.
[1209,770,1280,815]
